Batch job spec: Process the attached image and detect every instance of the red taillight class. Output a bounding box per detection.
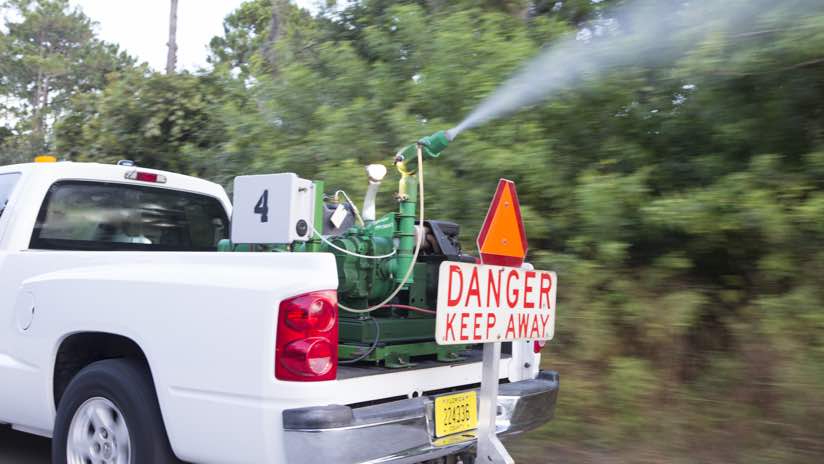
[534,340,547,353]
[275,290,338,381]
[281,338,335,376]
[284,296,336,332]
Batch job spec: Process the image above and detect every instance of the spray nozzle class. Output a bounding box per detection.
[394,130,452,175]
[417,130,451,155]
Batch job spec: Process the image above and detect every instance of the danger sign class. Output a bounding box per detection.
[435,261,557,344]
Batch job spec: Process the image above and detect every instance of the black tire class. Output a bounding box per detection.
[52,358,180,464]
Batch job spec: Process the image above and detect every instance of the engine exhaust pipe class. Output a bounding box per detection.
[362,164,388,222]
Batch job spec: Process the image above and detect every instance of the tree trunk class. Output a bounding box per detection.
[166,0,179,74]
[264,0,287,74]
[30,69,47,154]
[30,29,49,154]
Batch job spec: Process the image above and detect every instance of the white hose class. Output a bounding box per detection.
[339,144,425,314]
[334,190,364,226]
[309,223,397,260]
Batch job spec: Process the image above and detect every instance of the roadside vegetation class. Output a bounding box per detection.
[2,1,824,462]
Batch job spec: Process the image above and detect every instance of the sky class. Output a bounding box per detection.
[71,0,319,72]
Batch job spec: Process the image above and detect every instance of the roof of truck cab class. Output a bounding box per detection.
[0,161,229,202]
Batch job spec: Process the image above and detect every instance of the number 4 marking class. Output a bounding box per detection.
[254,190,269,223]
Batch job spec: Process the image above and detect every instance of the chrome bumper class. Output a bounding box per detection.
[282,370,559,464]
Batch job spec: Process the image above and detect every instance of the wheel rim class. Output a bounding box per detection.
[67,397,131,464]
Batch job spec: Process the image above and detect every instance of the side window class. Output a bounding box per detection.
[0,173,21,219]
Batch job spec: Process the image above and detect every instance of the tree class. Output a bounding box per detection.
[0,0,134,155]
[55,70,228,173]
[208,0,315,78]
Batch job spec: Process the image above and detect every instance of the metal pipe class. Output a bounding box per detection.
[362,182,381,222]
[362,164,387,222]
[395,168,418,287]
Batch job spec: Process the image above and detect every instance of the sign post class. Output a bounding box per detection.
[435,179,557,464]
[477,341,514,464]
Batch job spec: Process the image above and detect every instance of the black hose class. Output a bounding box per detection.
[339,317,381,364]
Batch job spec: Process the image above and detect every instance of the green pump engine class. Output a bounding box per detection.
[221,130,475,367]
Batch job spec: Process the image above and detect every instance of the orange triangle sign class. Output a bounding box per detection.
[476,179,527,267]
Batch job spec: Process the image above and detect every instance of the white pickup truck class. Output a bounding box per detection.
[0,160,558,464]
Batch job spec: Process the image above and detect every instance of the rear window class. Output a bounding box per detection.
[30,181,229,251]
[0,173,21,218]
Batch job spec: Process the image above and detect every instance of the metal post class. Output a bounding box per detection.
[476,342,514,464]
[306,180,325,253]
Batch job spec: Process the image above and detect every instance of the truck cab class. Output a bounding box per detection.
[0,160,558,464]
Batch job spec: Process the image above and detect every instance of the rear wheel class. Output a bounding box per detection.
[66,396,130,463]
[52,358,179,464]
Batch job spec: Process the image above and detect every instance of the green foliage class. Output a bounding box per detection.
[7,0,824,460]
[55,70,226,173]
[209,0,282,77]
[0,0,134,159]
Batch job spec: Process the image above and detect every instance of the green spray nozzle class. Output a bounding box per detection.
[418,129,453,156]
[394,130,454,175]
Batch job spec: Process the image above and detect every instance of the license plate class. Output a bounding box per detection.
[434,391,478,438]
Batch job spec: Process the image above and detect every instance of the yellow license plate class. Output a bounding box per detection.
[434,391,478,438]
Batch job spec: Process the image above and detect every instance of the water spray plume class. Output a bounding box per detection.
[451,0,821,137]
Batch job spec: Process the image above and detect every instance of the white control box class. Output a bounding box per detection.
[231,173,315,244]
